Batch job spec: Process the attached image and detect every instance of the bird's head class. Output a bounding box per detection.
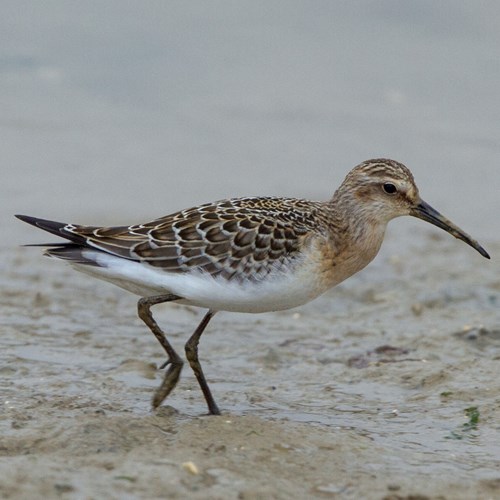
[335,158,489,259]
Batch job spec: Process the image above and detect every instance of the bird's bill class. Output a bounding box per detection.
[411,200,490,259]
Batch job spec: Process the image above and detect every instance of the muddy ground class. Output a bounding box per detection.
[1,231,499,499]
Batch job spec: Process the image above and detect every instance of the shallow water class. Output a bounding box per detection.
[2,2,500,245]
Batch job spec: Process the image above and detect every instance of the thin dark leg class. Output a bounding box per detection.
[185,310,220,415]
[137,294,183,409]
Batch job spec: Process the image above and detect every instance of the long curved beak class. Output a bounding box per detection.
[411,200,490,259]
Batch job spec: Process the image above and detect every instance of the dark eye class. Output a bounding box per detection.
[383,183,397,194]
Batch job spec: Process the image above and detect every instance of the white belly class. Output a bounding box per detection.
[71,250,327,313]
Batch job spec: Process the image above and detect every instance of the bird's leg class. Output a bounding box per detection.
[137,294,183,409]
[185,310,220,415]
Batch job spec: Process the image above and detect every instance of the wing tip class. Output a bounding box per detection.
[15,214,37,224]
[15,213,67,230]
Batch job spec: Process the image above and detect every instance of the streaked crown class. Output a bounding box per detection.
[346,158,416,185]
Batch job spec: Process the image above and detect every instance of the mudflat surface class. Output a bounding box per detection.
[2,3,500,498]
[1,233,499,499]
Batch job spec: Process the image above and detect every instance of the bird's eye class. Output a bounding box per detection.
[383,183,397,194]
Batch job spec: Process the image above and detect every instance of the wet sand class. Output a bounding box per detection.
[2,2,500,498]
[1,231,499,499]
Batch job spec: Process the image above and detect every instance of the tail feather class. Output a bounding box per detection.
[45,244,101,266]
[16,214,141,268]
[16,214,99,265]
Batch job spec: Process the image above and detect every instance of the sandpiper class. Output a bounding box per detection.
[16,159,489,415]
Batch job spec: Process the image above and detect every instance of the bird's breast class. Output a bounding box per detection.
[311,225,386,291]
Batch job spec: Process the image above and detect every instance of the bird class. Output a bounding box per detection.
[16,158,490,415]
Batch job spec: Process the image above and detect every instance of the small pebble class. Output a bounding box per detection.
[182,461,199,475]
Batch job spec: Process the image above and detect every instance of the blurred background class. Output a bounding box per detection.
[3,1,499,247]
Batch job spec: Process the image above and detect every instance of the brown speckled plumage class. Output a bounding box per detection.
[60,197,328,282]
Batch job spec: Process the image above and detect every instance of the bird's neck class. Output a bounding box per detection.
[325,194,388,262]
